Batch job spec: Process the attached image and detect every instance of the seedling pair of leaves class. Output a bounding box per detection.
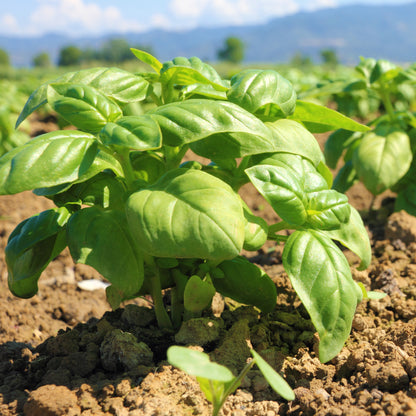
[322,57,416,215]
[1,49,372,363]
[167,346,295,415]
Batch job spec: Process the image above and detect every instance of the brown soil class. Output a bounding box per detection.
[1,129,416,415]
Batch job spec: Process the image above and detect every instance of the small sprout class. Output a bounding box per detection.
[167,345,294,416]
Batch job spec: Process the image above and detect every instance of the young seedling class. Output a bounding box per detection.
[1,50,372,363]
[167,345,295,416]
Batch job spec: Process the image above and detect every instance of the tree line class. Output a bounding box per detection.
[0,36,339,68]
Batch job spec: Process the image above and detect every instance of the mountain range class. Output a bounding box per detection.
[2,2,416,67]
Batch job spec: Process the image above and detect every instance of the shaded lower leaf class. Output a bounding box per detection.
[282,230,362,363]
[184,275,216,313]
[214,256,277,313]
[67,207,144,304]
[6,207,70,298]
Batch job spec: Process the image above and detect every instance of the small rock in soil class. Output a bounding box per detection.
[100,329,153,371]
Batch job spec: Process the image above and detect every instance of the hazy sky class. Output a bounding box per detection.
[1,0,413,37]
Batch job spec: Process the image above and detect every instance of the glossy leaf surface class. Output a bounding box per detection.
[0,130,98,194]
[227,69,296,117]
[245,164,308,225]
[266,119,324,167]
[16,67,149,127]
[100,115,162,150]
[47,83,122,133]
[149,99,275,158]
[126,169,245,260]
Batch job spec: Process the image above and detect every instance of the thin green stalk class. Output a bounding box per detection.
[268,221,294,241]
[212,360,255,416]
[164,145,189,171]
[114,149,136,190]
[147,257,173,329]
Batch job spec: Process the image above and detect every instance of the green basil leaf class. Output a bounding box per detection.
[250,153,328,193]
[283,230,362,363]
[251,349,295,401]
[33,148,124,197]
[289,100,370,133]
[17,67,148,127]
[353,127,412,195]
[184,275,216,313]
[131,48,163,72]
[6,207,70,298]
[100,115,162,150]
[67,207,144,303]
[180,84,228,100]
[318,206,371,270]
[149,99,275,158]
[227,69,296,117]
[160,56,226,90]
[47,83,122,133]
[126,169,245,261]
[245,164,308,226]
[266,119,324,167]
[214,256,277,313]
[306,190,351,230]
[0,130,98,195]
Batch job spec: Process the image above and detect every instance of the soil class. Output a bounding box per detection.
[1,119,416,415]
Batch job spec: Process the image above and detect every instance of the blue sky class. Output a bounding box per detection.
[0,0,413,37]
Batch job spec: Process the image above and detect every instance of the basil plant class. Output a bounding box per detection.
[1,50,371,362]
[324,58,416,215]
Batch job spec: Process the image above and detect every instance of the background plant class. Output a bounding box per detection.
[322,57,416,214]
[1,49,372,363]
